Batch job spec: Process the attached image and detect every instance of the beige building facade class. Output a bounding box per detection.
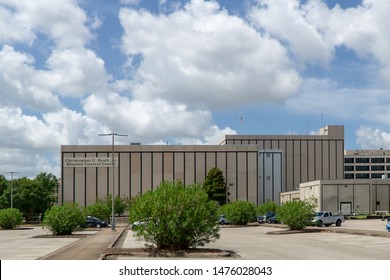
[281,179,390,215]
[60,125,345,207]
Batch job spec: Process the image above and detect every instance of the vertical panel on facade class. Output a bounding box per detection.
[329,141,337,179]
[322,184,338,213]
[184,153,195,185]
[247,152,257,203]
[336,141,344,179]
[74,153,86,206]
[258,150,282,204]
[315,141,323,179]
[216,152,226,178]
[97,153,109,199]
[153,153,163,189]
[174,152,185,183]
[142,153,152,192]
[206,152,216,174]
[85,153,97,205]
[226,152,237,201]
[375,184,390,211]
[338,184,353,211]
[301,141,308,184]
[62,153,74,204]
[285,140,294,191]
[119,153,130,198]
[131,153,141,195]
[237,152,247,201]
[354,184,370,214]
[322,141,330,179]
[293,140,301,190]
[195,152,206,183]
[271,140,279,149]
[308,141,315,182]
[163,152,174,182]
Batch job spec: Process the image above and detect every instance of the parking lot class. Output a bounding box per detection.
[0,219,389,260]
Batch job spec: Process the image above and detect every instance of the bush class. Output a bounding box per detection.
[220,201,256,225]
[43,203,85,235]
[129,180,220,250]
[256,201,278,215]
[0,208,23,229]
[100,195,129,216]
[84,201,110,222]
[276,199,316,230]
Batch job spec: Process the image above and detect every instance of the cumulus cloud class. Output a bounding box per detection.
[119,0,302,108]
[356,126,390,149]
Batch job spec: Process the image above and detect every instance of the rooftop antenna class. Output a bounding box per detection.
[321,113,324,128]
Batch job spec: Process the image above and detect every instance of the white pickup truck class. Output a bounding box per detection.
[312,211,344,227]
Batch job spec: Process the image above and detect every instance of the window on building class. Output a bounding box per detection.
[356,173,369,179]
[344,166,354,171]
[371,173,384,179]
[345,158,354,163]
[371,158,385,163]
[356,165,369,171]
[386,158,390,163]
[371,165,385,171]
[344,174,354,179]
[356,158,369,163]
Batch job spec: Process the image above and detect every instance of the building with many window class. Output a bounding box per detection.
[60,125,345,207]
[344,150,390,179]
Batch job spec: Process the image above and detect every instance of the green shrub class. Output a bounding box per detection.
[0,208,23,229]
[277,200,316,230]
[100,195,129,216]
[220,201,256,225]
[129,180,220,250]
[256,201,278,215]
[84,201,110,222]
[43,203,85,235]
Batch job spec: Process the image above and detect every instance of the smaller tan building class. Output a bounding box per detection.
[281,179,390,215]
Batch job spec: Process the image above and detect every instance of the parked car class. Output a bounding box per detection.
[86,216,108,228]
[386,218,390,232]
[219,214,231,225]
[267,215,280,224]
[312,211,344,227]
[257,211,275,224]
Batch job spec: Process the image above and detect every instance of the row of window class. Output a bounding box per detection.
[345,157,390,163]
[344,165,390,171]
[344,173,389,179]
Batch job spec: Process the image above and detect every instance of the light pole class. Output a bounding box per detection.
[4,171,20,208]
[98,133,128,231]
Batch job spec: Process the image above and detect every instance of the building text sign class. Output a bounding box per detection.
[63,157,118,168]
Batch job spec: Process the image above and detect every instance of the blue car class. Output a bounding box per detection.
[386,218,390,232]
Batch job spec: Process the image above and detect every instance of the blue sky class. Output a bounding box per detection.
[1,0,390,177]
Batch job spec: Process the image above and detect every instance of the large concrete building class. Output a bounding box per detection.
[60,125,345,207]
[344,149,390,179]
[281,179,390,215]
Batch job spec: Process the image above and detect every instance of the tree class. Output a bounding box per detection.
[84,201,111,221]
[43,203,85,235]
[129,180,220,250]
[0,208,23,229]
[100,194,129,216]
[256,201,278,215]
[220,201,257,225]
[276,199,316,230]
[0,172,58,220]
[203,167,228,205]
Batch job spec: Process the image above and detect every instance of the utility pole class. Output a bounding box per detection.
[98,133,128,231]
[4,171,20,208]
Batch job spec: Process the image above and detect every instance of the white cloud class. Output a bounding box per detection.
[356,126,390,149]
[82,92,234,144]
[119,0,301,109]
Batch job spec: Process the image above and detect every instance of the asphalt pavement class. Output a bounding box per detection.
[0,219,389,260]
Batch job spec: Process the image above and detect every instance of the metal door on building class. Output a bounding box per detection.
[340,202,352,215]
[258,150,283,205]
